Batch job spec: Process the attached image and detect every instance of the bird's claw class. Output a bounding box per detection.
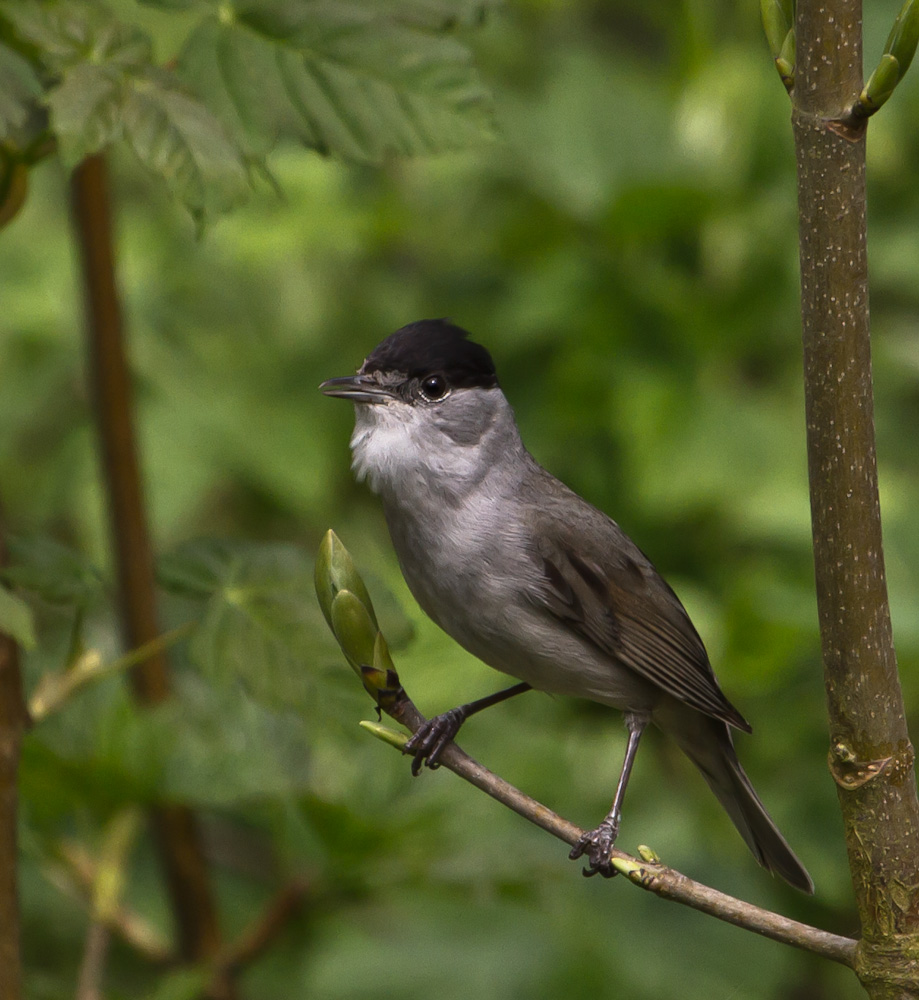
[403,708,466,775]
[569,821,619,878]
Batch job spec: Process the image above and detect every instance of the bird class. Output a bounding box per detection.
[320,318,813,892]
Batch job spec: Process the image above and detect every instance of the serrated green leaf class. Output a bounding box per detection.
[1,1,152,73]
[121,68,250,222]
[178,2,496,164]
[159,539,412,705]
[0,42,42,141]
[0,584,36,649]
[46,61,123,164]
[158,537,245,596]
[5,0,248,220]
[159,539,334,708]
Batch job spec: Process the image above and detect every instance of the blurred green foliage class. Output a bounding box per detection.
[3,0,919,997]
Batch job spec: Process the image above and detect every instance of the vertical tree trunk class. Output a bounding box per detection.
[793,0,919,993]
[69,156,231,986]
[0,526,28,1000]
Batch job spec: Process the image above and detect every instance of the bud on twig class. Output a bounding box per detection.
[761,0,796,92]
[316,531,404,710]
[854,0,919,116]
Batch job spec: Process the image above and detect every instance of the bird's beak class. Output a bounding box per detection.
[319,375,396,403]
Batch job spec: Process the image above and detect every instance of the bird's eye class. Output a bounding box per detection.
[420,374,449,402]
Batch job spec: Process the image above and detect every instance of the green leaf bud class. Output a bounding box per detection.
[761,0,791,57]
[359,719,410,750]
[885,0,919,76]
[330,589,378,675]
[315,530,379,632]
[860,53,901,114]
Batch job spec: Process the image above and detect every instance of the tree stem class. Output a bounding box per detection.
[0,525,28,1000]
[69,155,228,976]
[793,0,919,988]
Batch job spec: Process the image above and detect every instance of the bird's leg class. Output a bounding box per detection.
[404,682,532,775]
[569,711,648,877]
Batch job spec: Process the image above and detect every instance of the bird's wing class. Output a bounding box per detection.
[528,525,751,732]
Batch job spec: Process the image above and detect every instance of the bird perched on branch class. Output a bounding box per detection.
[321,318,813,893]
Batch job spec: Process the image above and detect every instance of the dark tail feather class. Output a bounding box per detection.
[667,712,814,893]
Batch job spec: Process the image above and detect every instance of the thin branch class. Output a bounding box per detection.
[363,689,858,969]
[69,154,227,978]
[29,622,195,723]
[75,922,109,1000]
[57,842,172,965]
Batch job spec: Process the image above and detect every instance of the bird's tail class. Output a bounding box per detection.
[664,709,814,893]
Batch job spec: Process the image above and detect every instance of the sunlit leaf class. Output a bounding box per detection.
[178,1,496,162]
[4,0,248,220]
[121,68,251,222]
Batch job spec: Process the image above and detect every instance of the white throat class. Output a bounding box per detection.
[348,388,524,502]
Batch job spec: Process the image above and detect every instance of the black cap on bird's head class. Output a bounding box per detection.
[360,319,498,388]
[320,319,498,403]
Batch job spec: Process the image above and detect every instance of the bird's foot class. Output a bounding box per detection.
[403,708,467,775]
[569,820,620,878]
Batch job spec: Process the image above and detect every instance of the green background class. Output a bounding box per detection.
[4,0,919,997]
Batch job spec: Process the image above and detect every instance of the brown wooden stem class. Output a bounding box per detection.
[0,526,28,1000]
[793,0,919,993]
[69,155,227,977]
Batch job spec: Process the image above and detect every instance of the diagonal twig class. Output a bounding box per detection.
[366,687,857,969]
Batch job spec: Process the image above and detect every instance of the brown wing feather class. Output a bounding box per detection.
[532,533,751,732]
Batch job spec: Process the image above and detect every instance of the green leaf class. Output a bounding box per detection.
[146,677,314,805]
[159,538,332,709]
[177,1,496,163]
[2,536,105,608]
[5,0,248,221]
[0,584,36,649]
[0,42,42,141]
[373,0,500,30]
[46,61,123,164]
[0,1,153,74]
[121,68,250,223]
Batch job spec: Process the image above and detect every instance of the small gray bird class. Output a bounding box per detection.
[321,319,813,892]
